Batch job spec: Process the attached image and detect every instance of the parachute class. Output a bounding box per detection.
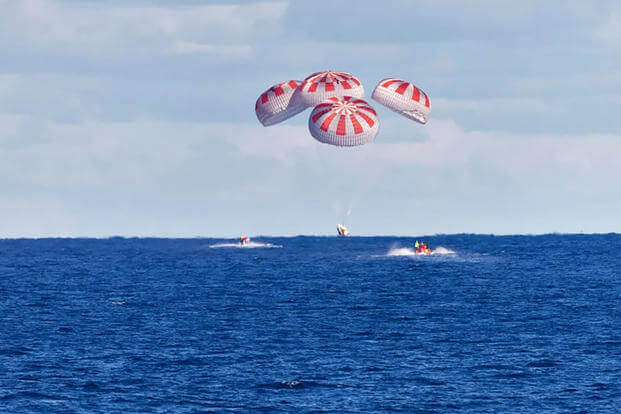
[293,71,364,107]
[255,80,307,126]
[254,72,430,145]
[371,78,431,124]
[308,96,378,147]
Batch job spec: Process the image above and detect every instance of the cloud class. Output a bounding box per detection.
[230,124,316,164]
[433,97,557,118]
[282,0,602,44]
[0,114,619,236]
[0,0,288,56]
[171,42,252,56]
[393,120,620,174]
[0,73,102,121]
[0,1,620,236]
[5,113,617,195]
[595,7,621,44]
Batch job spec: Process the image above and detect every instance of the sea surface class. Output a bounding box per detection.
[0,234,619,412]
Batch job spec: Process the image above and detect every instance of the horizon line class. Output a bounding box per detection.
[0,231,618,240]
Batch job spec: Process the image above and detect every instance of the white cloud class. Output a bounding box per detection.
[0,0,620,236]
[595,7,621,44]
[368,119,621,178]
[2,115,619,191]
[230,124,316,164]
[0,74,102,121]
[0,0,288,56]
[171,42,252,56]
[433,97,556,117]
[0,118,307,189]
[420,0,539,21]
[0,115,619,236]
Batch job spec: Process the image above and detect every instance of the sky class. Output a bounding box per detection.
[0,0,620,237]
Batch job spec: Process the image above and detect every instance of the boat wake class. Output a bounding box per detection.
[386,246,456,257]
[432,246,455,255]
[387,247,418,257]
[209,241,282,249]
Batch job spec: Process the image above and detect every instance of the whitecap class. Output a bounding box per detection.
[209,241,282,249]
[386,245,456,257]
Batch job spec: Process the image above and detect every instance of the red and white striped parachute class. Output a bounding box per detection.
[308,96,379,147]
[294,71,364,107]
[371,78,431,124]
[255,80,307,126]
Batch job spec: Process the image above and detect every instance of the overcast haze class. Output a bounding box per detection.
[1,0,620,237]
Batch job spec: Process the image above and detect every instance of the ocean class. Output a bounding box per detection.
[0,234,619,412]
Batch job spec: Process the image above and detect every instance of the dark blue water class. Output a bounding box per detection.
[1,235,619,412]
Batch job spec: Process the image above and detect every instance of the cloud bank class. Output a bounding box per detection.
[0,0,619,236]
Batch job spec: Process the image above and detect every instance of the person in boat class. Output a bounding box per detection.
[240,236,249,245]
[414,240,420,252]
[417,241,431,254]
[416,241,423,254]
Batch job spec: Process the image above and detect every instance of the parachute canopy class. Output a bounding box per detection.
[255,72,430,145]
[255,80,307,126]
[294,71,364,107]
[308,96,378,147]
[371,78,431,124]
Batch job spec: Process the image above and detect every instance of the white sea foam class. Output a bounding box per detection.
[387,247,417,256]
[386,245,456,257]
[209,241,282,249]
[432,246,455,255]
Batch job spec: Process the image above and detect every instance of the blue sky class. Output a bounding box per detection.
[1,0,620,237]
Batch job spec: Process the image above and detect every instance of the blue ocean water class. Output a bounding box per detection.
[0,234,619,412]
